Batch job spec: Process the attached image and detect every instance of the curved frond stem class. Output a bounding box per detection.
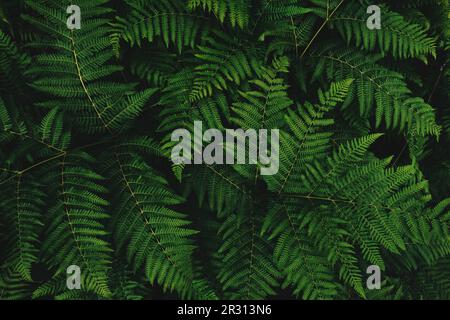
[113,151,177,267]
[300,0,345,58]
[69,31,113,135]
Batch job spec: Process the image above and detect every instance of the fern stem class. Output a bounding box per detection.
[113,151,181,270]
[282,204,324,299]
[14,174,28,279]
[69,31,113,135]
[4,129,65,153]
[60,154,91,274]
[300,0,345,58]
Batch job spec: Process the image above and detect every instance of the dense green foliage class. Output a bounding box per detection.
[0,0,449,300]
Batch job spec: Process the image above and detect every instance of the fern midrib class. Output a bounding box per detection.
[69,31,112,135]
[60,155,104,289]
[14,174,28,279]
[113,152,182,271]
[251,0,275,33]
[206,164,252,198]
[348,169,399,203]
[282,204,324,299]
[3,128,65,153]
[252,77,275,185]
[370,204,403,248]
[0,153,66,189]
[290,16,299,55]
[359,207,396,252]
[310,52,402,103]
[316,213,364,295]
[300,0,345,58]
[243,215,256,299]
[277,108,322,195]
[191,46,239,101]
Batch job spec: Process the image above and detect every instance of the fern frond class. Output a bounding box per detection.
[103,142,197,294]
[218,214,280,299]
[264,80,352,194]
[262,203,340,299]
[190,30,263,101]
[0,268,32,300]
[0,0,448,301]
[1,175,44,281]
[40,151,112,298]
[188,0,250,29]
[113,0,209,54]
[0,99,70,170]
[415,257,450,299]
[23,0,153,134]
[264,15,317,56]
[256,0,313,22]
[129,48,179,87]
[331,1,436,59]
[310,45,441,136]
[0,29,30,91]
[186,165,253,217]
[109,261,148,300]
[231,56,292,130]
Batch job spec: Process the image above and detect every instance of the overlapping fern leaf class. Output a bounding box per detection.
[0,29,30,91]
[329,1,437,59]
[23,0,156,134]
[262,203,342,299]
[190,29,263,101]
[309,45,441,136]
[112,0,209,54]
[37,151,112,298]
[218,213,280,299]
[1,175,44,282]
[231,56,292,130]
[103,139,198,295]
[264,79,352,194]
[0,268,32,300]
[187,0,250,29]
